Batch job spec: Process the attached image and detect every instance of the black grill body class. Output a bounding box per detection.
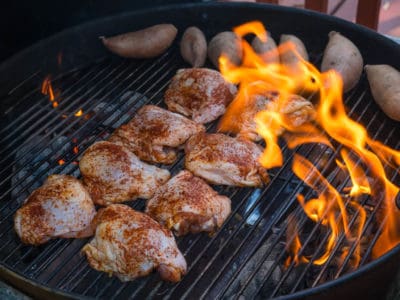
[0,3,399,299]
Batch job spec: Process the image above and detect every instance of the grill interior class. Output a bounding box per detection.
[0,34,399,299]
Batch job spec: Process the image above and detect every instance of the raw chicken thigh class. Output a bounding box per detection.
[220,92,316,141]
[146,170,231,236]
[185,133,269,187]
[164,68,237,123]
[79,141,170,205]
[82,204,187,282]
[14,174,96,245]
[109,105,204,164]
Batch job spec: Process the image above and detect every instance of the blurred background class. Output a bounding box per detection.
[0,0,398,62]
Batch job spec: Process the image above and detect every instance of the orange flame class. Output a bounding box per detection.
[219,21,400,268]
[74,109,83,117]
[73,146,79,154]
[41,75,59,107]
[41,76,54,101]
[58,159,65,165]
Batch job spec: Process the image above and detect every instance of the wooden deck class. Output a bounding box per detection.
[277,0,400,36]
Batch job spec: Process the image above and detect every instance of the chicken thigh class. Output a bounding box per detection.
[220,92,316,141]
[82,204,187,282]
[185,133,269,186]
[14,174,96,245]
[146,170,231,236]
[109,105,205,164]
[79,141,170,206]
[164,68,237,123]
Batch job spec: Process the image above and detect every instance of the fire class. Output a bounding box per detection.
[58,159,65,165]
[75,109,83,117]
[41,76,59,108]
[219,21,400,268]
[73,146,79,154]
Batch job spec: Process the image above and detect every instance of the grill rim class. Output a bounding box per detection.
[0,2,399,299]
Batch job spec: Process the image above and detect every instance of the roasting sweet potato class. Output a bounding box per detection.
[365,64,400,121]
[208,31,243,68]
[180,26,207,67]
[101,24,177,58]
[321,31,363,92]
[279,34,309,66]
[251,34,279,64]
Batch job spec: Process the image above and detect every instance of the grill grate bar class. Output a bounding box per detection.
[30,53,181,290]
[164,148,300,299]
[334,160,400,278]
[83,120,261,297]
[199,85,365,299]
[118,186,266,299]
[0,60,129,185]
[309,121,398,287]
[76,85,204,297]
[207,77,378,298]
[0,60,108,145]
[0,52,179,268]
[0,33,398,300]
[359,212,387,266]
[217,143,333,300]
[0,59,120,161]
[91,123,223,298]
[249,91,384,298]
[0,51,175,212]
[256,101,399,297]
[276,88,388,293]
[0,57,177,269]
[268,178,365,298]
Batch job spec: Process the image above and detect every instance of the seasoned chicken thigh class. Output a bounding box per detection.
[185,133,269,187]
[220,92,316,141]
[164,68,237,123]
[146,170,231,236]
[109,105,205,164]
[79,141,170,206]
[82,204,187,282]
[14,175,96,245]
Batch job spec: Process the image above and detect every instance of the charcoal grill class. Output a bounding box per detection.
[0,3,399,299]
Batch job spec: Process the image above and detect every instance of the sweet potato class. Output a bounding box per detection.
[321,31,363,92]
[365,64,400,121]
[208,31,243,68]
[279,34,309,66]
[251,34,279,64]
[180,26,207,67]
[100,24,177,58]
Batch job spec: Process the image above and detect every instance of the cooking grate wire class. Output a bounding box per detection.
[0,43,398,299]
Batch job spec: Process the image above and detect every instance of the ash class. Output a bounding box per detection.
[11,91,147,204]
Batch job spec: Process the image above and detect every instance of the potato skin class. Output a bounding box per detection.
[101,24,177,58]
[365,64,400,121]
[251,35,279,64]
[321,31,363,92]
[180,27,207,67]
[208,31,243,69]
[279,34,309,65]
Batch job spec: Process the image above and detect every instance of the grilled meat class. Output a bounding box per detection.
[146,170,231,236]
[82,204,187,282]
[220,92,316,141]
[79,141,170,206]
[164,68,237,123]
[14,174,96,245]
[109,105,205,164]
[185,133,269,186]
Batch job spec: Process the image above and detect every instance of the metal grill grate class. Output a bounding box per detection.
[0,44,399,299]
